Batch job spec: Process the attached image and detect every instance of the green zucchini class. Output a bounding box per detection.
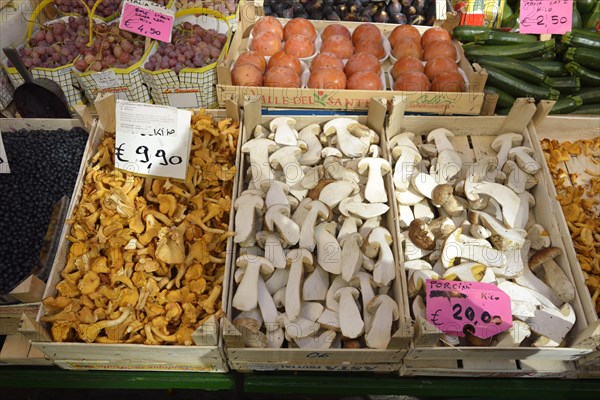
[583,1,600,28]
[566,62,600,86]
[452,25,492,43]
[565,47,600,70]
[473,31,538,45]
[525,61,567,76]
[484,85,517,109]
[483,64,560,101]
[463,40,555,60]
[577,0,597,15]
[573,4,583,30]
[474,56,548,85]
[568,87,600,104]
[562,30,600,50]
[571,103,600,114]
[549,97,584,114]
[545,76,581,94]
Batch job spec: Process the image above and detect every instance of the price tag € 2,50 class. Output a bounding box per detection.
[115,100,192,181]
[520,0,573,35]
[426,279,513,339]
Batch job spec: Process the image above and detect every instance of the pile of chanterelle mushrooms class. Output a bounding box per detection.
[390,128,577,347]
[232,117,400,349]
[42,110,238,345]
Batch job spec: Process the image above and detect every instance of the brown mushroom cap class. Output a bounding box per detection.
[408,219,436,250]
[334,286,360,301]
[431,183,453,207]
[366,294,400,319]
[529,246,562,272]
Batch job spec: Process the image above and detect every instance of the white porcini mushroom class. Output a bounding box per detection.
[464,179,525,229]
[293,330,337,349]
[300,302,324,322]
[539,259,576,304]
[411,295,427,320]
[527,303,576,345]
[431,184,464,217]
[266,327,285,348]
[272,287,286,308]
[351,271,377,330]
[232,255,275,311]
[418,143,437,158]
[474,210,525,250]
[326,276,347,311]
[497,281,546,320]
[395,186,425,206]
[427,128,456,153]
[256,231,287,269]
[440,228,507,269]
[292,197,312,226]
[253,124,270,139]
[265,181,290,210]
[269,146,306,199]
[495,320,531,347]
[298,124,323,165]
[265,267,289,295]
[389,133,422,192]
[502,160,526,194]
[299,200,331,251]
[319,181,358,208]
[413,199,434,221]
[466,156,499,183]
[514,248,562,308]
[300,166,322,190]
[302,265,329,301]
[442,262,487,282]
[241,138,278,191]
[277,313,320,339]
[340,232,364,282]
[491,132,523,171]
[315,221,342,274]
[265,204,300,246]
[323,157,360,183]
[338,215,363,241]
[358,216,382,240]
[233,318,268,348]
[285,248,314,321]
[407,269,439,297]
[404,259,433,271]
[346,202,390,219]
[358,156,391,203]
[433,149,462,184]
[368,227,395,287]
[335,286,364,339]
[234,191,265,247]
[527,224,551,250]
[234,308,263,327]
[403,235,432,261]
[411,172,438,199]
[270,116,298,146]
[398,204,415,229]
[470,224,491,239]
[508,146,540,174]
[317,308,340,331]
[365,294,399,349]
[323,118,370,158]
[257,275,279,331]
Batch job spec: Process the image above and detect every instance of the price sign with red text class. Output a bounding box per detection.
[426,280,512,339]
[520,0,573,35]
[119,0,174,43]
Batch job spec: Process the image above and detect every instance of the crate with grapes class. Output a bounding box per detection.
[175,0,240,30]
[0,67,14,111]
[140,8,230,107]
[1,0,91,107]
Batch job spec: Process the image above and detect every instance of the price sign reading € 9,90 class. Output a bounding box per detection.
[115,100,192,181]
[119,0,174,43]
[520,0,573,35]
[426,279,513,339]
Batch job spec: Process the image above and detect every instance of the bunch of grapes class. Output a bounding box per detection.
[143,22,227,73]
[54,0,171,18]
[74,23,146,72]
[5,16,91,69]
[176,0,238,15]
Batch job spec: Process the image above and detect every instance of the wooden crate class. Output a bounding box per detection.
[32,106,243,372]
[0,311,53,366]
[216,3,487,115]
[0,118,92,305]
[385,99,597,377]
[223,97,413,372]
[533,115,600,377]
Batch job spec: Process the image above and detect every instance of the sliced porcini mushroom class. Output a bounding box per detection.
[233,255,275,312]
[502,160,526,194]
[325,276,347,311]
[528,246,562,274]
[323,157,360,184]
[413,199,434,221]
[300,166,322,190]
[408,219,436,250]
[277,313,320,339]
[257,275,279,331]
[292,197,312,226]
[351,271,377,330]
[411,172,438,199]
[466,156,499,183]
[440,228,507,269]
[300,302,325,323]
[495,320,531,347]
[491,132,523,171]
[346,202,390,220]
[335,286,364,339]
[234,308,263,327]
[347,121,371,137]
[431,183,464,217]
[270,117,298,146]
[539,259,575,303]
[265,268,289,295]
[302,265,329,301]
[256,231,287,269]
[408,269,439,297]
[464,179,525,229]
[298,124,323,165]
[368,227,395,287]
[442,262,487,282]
[411,295,427,320]
[265,181,290,210]
[427,128,456,153]
[338,215,363,241]
[299,200,331,251]
[358,157,391,203]
[365,294,399,349]
[395,186,425,206]
[340,232,364,282]
[317,308,340,331]
[404,259,433,271]
[253,124,270,139]
[315,221,342,274]
[389,132,422,192]
[321,146,343,159]
[319,180,358,208]
[433,149,463,184]
[242,138,277,191]
[403,235,432,261]
[285,249,314,321]
[264,204,300,246]
[233,318,268,348]
[515,245,562,308]
[358,216,382,240]
[398,204,415,229]
[527,303,576,344]
[508,146,540,174]
[470,224,491,239]
[323,118,370,158]
[338,194,363,217]
[272,287,286,308]
[269,146,306,199]
[293,330,336,349]
[496,281,546,320]
[234,191,265,247]
[527,224,551,250]
[475,210,525,250]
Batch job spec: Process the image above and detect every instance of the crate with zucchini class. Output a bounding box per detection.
[454,24,600,115]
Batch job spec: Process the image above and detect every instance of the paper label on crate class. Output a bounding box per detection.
[166,91,201,108]
[119,0,174,43]
[436,0,448,20]
[425,279,512,339]
[92,70,122,90]
[0,130,9,174]
[115,100,192,180]
[520,0,573,34]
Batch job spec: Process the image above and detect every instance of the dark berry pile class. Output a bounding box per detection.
[0,128,88,294]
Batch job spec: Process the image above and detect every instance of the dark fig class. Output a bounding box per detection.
[409,14,426,25]
[358,15,372,22]
[390,12,408,24]
[323,5,334,15]
[264,6,272,15]
[310,11,323,19]
[335,4,347,14]
[334,0,346,5]
[326,11,341,20]
[292,2,305,13]
[387,0,403,14]
[324,0,334,5]
[361,3,379,17]
[299,0,311,5]
[282,7,294,19]
[347,0,363,13]
[305,0,324,13]
[343,11,358,21]
[373,9,390,23]
[295,10,310,18]
[404,5,417,15]
[425,14,435,25]
[414,0,426,14]
[401,0,413,7]
[272,2,288,14]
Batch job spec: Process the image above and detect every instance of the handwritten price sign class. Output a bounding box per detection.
[119,0,174,43]
[426,280,512,339]
[520,0,573,35]
[115,100,192,180]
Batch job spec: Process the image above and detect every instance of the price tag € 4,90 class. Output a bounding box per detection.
[119,0,175,43]
[115,100,192,181]
[426,279,513,339]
